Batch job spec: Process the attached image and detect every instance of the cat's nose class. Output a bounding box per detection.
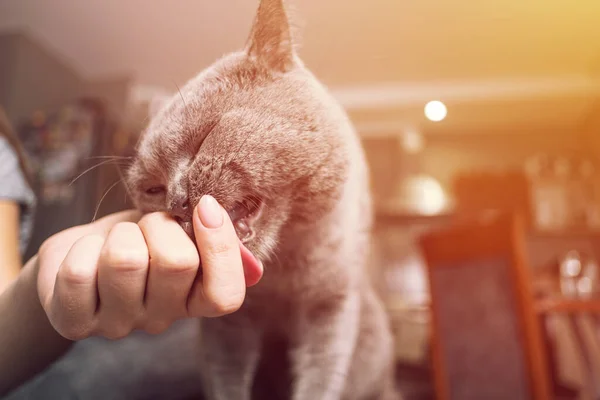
[169,197,191,222]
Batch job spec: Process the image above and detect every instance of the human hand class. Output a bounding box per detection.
[37,195,263,340]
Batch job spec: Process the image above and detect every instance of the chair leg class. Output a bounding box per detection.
[540,314,580,400]
[567,314,599,399]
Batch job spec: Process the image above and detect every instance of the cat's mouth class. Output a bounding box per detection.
[176,196,263,244]
[226,196,263,243]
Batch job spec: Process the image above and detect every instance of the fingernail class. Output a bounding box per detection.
[198,195,223,229]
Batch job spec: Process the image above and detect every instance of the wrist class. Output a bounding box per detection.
[18,255,72,343]
[0,255,73,395]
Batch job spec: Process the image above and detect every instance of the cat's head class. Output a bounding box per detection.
[126,0,348,261]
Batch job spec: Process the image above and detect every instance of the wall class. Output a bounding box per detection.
[84,76,132,120]
[0,31,132,125]
[1,32,83,124]
[361,137,401,206]
[0,34,17,111]
[583,118,600,160]
[362,132,585,208]
[0,31,134,258]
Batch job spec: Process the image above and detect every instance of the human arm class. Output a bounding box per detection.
[0,196,262,396]
[0,132,36,294]
[0,211,141,395]
[0,201,23,293]
[0,255,72,395]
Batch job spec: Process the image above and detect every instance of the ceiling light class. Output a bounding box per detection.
[424,100,447,122]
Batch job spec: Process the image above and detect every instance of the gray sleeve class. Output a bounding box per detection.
[0,136,36,254]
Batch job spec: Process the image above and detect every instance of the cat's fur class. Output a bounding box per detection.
[126,1,399,399]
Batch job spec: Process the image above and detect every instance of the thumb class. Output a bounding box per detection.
[188,195,246,316]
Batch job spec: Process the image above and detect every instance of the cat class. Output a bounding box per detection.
[126,0,400,399]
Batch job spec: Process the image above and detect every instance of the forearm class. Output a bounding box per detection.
[0,256,73,396]
[0,264,20,294]
[0,201,25,295]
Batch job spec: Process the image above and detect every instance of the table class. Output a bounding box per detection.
[536,298,600,314]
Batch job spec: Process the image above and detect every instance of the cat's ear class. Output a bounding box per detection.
[245,0,295,72]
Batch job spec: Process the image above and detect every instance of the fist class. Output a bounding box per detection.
[37,195,262,340]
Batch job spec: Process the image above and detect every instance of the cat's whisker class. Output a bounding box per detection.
[69,159,128,186]
[229,129,264,168]
[247,197,262,212]
[271,251,285,273]
[113,161,134,205]
[133,125,146,150]
[86,155,132,160]
[92,179,122,222]
[226,129,254,167]
[140,113,151,126]
[204,120,225,177]
[175,82,192,121]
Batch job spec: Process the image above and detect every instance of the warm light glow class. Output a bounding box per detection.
[403,175,448,215]
[577,277,592,298]
[402,130,424,154]
[424,100,447,122]
[562,252,582,277]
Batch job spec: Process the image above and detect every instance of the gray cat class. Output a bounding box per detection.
[126,1,400,399]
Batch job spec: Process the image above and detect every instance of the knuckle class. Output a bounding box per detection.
[102,246,148,272]
[102,223,147,271]
[155,250,199,274]
[138,212,164,228]
[39,235,60,257]
[59,262,92,286]
[144,320,171,335]
[60,328,89,341]
[38,238,53,256]
[58,235,104,285]
[53,321,91,341]
[40,226,87,256]
[101,324,132,340]
[78,234,106,247]
[111,221,140,236]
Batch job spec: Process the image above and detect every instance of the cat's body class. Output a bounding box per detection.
[127,1,399,399]
[196,83,397,399]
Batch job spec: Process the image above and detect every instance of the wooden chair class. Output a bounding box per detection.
[420,212,551,400]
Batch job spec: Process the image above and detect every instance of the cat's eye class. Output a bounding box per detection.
[145,186,166,195]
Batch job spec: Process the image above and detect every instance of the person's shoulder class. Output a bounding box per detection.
[0,135,22,172]
[0,134,37,253]
[0,134,34,201]
[0,135,19,166]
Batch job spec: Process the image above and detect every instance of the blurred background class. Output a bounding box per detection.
[1,0,600,399]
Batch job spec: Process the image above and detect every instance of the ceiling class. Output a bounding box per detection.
[2,0,600,136]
